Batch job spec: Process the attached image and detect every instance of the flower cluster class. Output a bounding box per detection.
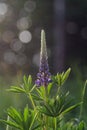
[35,30,51,87]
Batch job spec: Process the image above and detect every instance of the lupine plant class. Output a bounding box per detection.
[0,30,86,130]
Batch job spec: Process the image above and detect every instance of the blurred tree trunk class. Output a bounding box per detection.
[53,0,65,72]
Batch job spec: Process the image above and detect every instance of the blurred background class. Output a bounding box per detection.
[0,0,87,129]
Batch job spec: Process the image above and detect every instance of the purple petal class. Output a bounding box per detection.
[35,79,41,86]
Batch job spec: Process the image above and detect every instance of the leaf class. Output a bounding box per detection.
[47,83,53,95]
[60,102,82,116]
[52,68,71,87]
[38,106,53,117]
[30,85,36,93]
[36,88,42,97]
[7,107,23,125]
[29,110,38,130]
[8,75,35,95]
[79,80,87,120]
[8,86,26,93]
[62,68,71,85]
[39,86,46,97]
[28,75,32,86]
[31,93,43,101]
[32,124,41,130]
[23,75,29,91]
[55,73,62,87]
[78,121,85,130]
[23,105,29,123]
[23,75,27,89]
[1,106,41,130]
[35,86,46,100]
[0,119,22,130]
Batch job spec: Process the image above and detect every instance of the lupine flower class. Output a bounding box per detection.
[35,30,51,87]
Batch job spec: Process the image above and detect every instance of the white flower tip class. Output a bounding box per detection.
[40,29,47,59]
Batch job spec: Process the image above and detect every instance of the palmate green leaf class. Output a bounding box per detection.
[35,86,46,100]
[60,102,82,117]
[23,75,33,92]
[21,105,39,130]
[23,75,32,91]
[7,107,23,125]
[39,86,46,98]
[23,106,33,130]
[31,124,41,130]
[31,93,43,101]
[8,86,26,93]
[28,75,32,87]
[29,111,38,130]
[47,83,53,95]
[0,119,22,130]
[23,75,27,89]
[78,121,85,130]
[38,106,53,117]
[62,68,71,85]
[61,122,74,130]
[61,120,86,130]
[38,97,63,117]
[52,68,71,87]
[57,74,62,86]
[35,88,42,97]
[1,106,41,130]
[23,105,29,123]
[38,94,81,118]
[8,75,35,95]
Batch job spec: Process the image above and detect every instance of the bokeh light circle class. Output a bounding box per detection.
[19,30,32,43]
[2,30,15,43]
[10,39,23,52]
[24,0,36,13]
[17,17,32,30]
[0,3,8,15]
[4,51,16,64]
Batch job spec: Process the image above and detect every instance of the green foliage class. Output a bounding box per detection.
[37,93,81,118]
[57,120,85,130]
[0,69,86,130]
[8,75,35,94]
[52,68,71,87]
[0,105,40,130]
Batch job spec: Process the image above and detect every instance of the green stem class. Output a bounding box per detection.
[6,116,12,130]
[43,116,48,130]
[29,112,38,129]
[56,85,61,97]
[44,87,48,130]
[45,87,48,102]
[79,80,87,120]
[28,93,36,109]
[54,117,57,130]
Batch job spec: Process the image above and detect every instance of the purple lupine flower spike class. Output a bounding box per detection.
[35,30,52,87]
